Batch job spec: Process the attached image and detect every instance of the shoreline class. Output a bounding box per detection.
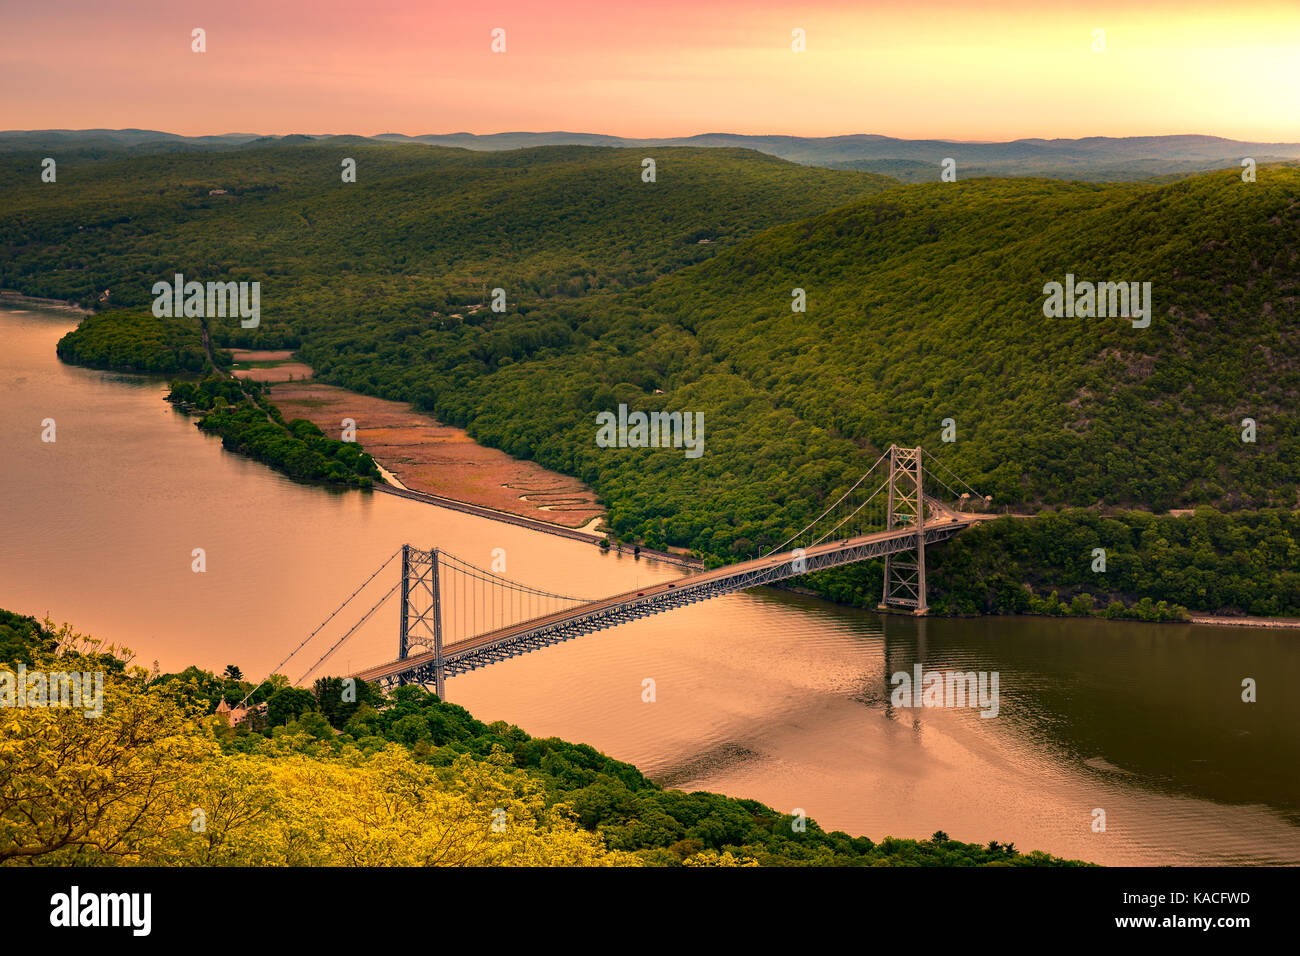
[1188,614,1300,630]
[371,482,701,569]
[260,374,607,532]
[226,351,698,567]
[779,585,1300,630]
[0,291,93,315]
[49,330,698,568]
[42,337,1296,607]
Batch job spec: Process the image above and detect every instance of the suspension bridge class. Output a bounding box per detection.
[255,445,990,700]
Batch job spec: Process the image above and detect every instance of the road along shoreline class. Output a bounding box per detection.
[1188,614,1300,630]
[371,482,702,569]
[0,291,92,314]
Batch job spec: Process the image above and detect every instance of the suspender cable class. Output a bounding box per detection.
[296,580,402,685]
[238,547,402,707]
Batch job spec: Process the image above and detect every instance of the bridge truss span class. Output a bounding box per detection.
[265,445,990,697]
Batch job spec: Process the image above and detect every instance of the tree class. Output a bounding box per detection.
[313,675,379,729]
[0,624,212,863]
[266,687,317,727]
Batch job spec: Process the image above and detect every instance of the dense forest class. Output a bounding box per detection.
[166,376,381,487]
[0,608,1087,866]
[807,507,1300,618]
[55,309,220,373]
[5,141,1298,617]
[0,142,892,312]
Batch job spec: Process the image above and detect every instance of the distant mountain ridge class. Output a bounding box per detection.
[3,129,1297,182]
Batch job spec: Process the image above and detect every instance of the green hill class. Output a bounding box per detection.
[363,168,1298,542]
[1,606,1087,866]
[0,141,895,318]
[632,170,1300,512]
[311,165,1300,617]
[7,144,1299,616]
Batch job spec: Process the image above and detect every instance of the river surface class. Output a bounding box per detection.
[2,306,1298,866]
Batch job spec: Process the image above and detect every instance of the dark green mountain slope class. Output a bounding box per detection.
[367,165,1300,616]
[640,170,1300,511]
[0,141,895,316]
[366,168,1297,552]
[7,145,1298,614]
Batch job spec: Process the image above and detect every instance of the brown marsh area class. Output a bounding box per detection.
[233,349,604,529]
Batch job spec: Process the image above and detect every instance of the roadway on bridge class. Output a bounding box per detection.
[353,505,980,686]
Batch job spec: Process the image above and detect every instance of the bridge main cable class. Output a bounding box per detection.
[763,446,892,557]
[805,476,891,549]
[435,550,594,603]
[295,578,403,684]
[238,546,403,707]
[921,448,985,503]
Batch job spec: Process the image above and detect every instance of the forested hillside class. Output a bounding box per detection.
[351,167,1298,557]
[0,141,893,315]
[0,608,1085,866]
[6,141,1298,615]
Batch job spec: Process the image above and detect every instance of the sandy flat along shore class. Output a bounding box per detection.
[232,351,605,530]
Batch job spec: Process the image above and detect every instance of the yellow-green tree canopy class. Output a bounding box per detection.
[0,621,634,866]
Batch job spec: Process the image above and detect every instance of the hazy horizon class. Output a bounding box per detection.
[8,128,1300,145]
[3,0,1296,141]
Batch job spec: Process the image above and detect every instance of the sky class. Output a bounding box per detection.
[2,0,1297,141]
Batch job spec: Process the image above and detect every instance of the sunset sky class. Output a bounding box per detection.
[2,0,1297,141]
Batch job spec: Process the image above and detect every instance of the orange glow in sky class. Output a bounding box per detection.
[2,0,1297,141]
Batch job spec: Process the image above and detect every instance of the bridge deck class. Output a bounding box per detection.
[353,505,979,687]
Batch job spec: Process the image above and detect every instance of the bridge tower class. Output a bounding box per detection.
[878,445,929,614]
[398,545,446,699]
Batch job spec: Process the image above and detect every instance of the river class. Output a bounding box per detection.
[2,306,1297,865]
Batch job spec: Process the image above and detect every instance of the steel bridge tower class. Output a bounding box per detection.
[878,445,929,614]
[398,545,445,699]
